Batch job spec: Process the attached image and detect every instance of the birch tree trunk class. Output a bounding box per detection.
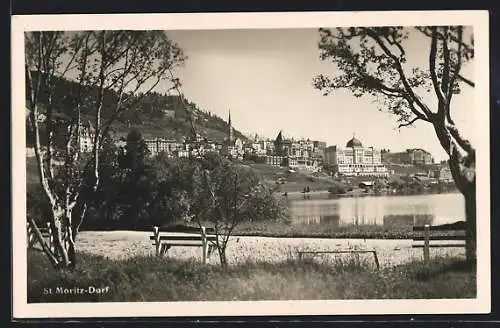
[25,30,186,269]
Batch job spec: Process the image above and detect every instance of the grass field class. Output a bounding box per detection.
[248,163,344,193]
[27,250,476,302]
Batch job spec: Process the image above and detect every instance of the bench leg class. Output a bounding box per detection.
[160,244,170,257]
[372,251,380,270]
[202,242,210,264]
[423,224,430,264]
[207,245,215,258]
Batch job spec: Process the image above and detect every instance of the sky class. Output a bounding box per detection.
[160,28,475,162]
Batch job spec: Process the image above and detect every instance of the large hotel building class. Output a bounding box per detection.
[325,135,389,177]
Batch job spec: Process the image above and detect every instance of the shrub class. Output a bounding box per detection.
[328,182,347,194]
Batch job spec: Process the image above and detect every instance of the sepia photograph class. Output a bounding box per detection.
[11,11,490,318]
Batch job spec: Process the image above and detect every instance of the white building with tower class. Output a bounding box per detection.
[324,134,389,177]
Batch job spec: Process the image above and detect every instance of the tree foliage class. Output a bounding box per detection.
[25,30,186,268]
[191,155,288,268]
[313,26,477,262]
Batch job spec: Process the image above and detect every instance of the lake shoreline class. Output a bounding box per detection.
[78,193,465,239]
[82,219,463,240]
[231,233,411,240]
[278,189,462,199]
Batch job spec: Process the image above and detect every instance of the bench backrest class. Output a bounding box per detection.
[155,225,216,235]
[413,221,466,263]
[413,221,466,242]
[150,225,217,243]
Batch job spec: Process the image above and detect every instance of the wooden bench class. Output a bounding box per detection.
[412,221,466,264]
[297,249,380,270]
[150,225,218,264]
[27,221,54,251]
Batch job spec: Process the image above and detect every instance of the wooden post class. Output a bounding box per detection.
[153,226,160,257]
[201,226,208,264]
[27,223,34,248]
[423,224,430,264]
[46,222,53,252]
[372,251,380,270]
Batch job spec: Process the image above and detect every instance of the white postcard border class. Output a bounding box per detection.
[11,10,491,318]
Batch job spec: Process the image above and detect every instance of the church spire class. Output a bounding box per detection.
[228,109,234,143]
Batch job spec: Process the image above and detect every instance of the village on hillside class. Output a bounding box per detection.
[34,107,452,187]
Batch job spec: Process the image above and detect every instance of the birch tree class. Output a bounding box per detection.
[313,26,476,263]
[25,30,185,269]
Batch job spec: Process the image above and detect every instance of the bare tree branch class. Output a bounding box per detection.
[416,26,474,55]
[167,67,197,140]
[429,27,447,106]
[447,124,475,155]
[407,99,431,123]
[27,34,57,207]
[446,26,464,123]
[99,65,171,145]
[382,32,405,58]
[441,26,451,97]
[362,27,434,120]
[448,37,463,100]
[456,73,475,87]
[398,116,420,128]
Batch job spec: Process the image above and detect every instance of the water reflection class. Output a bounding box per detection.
[289,193,465,228]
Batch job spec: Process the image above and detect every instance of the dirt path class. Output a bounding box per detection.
[76,231,465,268]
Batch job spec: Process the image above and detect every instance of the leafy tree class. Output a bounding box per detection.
[280,157,290,167]
[25,31,186,268]
[192,155,288,269]
[145,155,197,227]
[313,26,476,263]
[242,152,266,164]
[83,134,123,228]
[322,164,338,177]
[113,129,153,229]
[120,128,150,170]
[327,183,346,195]
[373,178,388,193]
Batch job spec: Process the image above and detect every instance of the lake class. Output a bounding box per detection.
[288,192,465,228]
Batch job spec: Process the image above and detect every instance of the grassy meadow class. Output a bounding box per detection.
[27,250,475,302]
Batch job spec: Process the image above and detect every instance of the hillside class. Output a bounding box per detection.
[26,74,249,146]
[107,94,248,143]
[247,163,342,193]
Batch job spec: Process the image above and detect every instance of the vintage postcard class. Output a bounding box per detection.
[11,11,490,319]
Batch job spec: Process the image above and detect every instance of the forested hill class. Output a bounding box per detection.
[113,93,249,143]
[26,73,249,145]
